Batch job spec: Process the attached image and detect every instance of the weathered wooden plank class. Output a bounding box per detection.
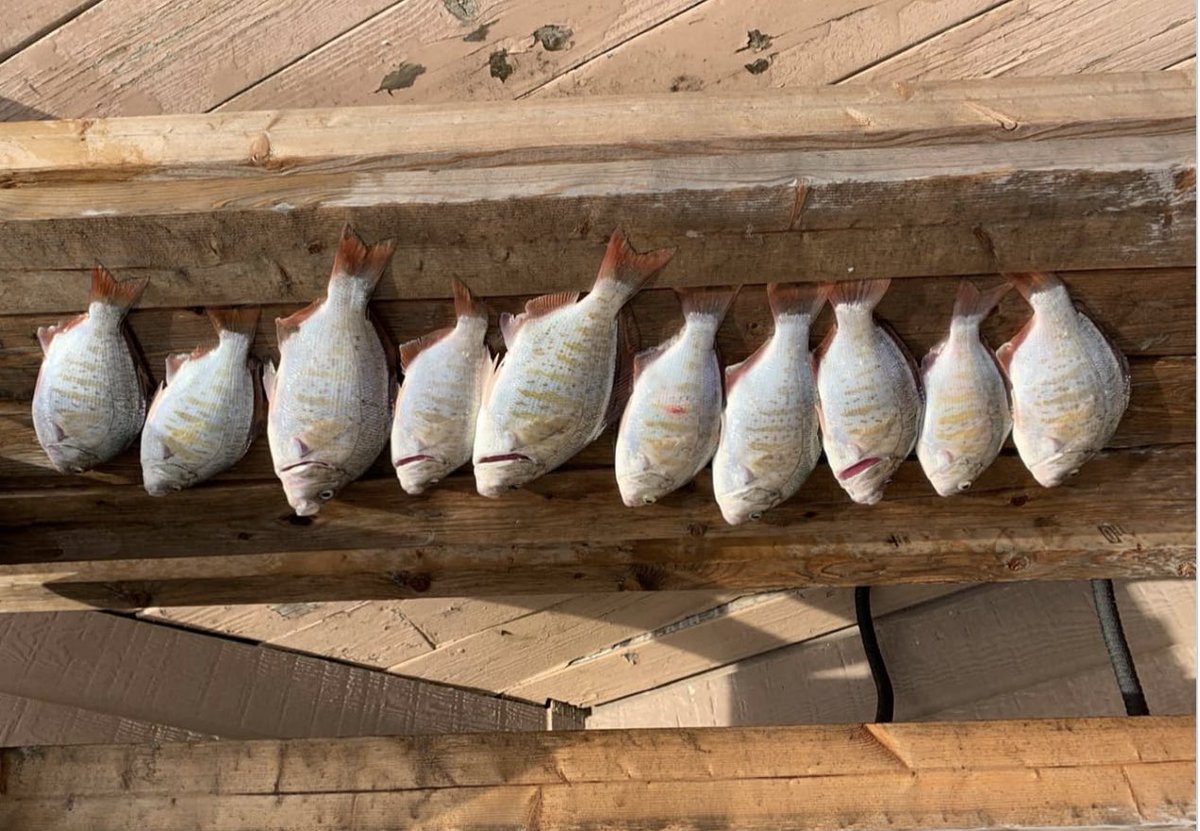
[1,717,1193,831]
[2,71,1191,177]
[846,0,1196,85]
[0,0,405,120]
[221,0,710,110]
[508,584,962,706]
[0,447,1192,611]
[0,0,98,66]
[0,133,1192,314]
[386,591,737,691]
[0,612,549,738]
[0,267,1190,405]
[589,579,1195,726]
[0,691,208,747]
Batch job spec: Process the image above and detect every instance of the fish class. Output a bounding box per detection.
[391,278,491,494]
[916,280,1013,496]
[472,230,675,498]
[712,282,826,525]
[815,279,923,505]
[615,286,738,507]
[996,271,1130,487]
[265,226,396,516]
[31,265,151,474]
[140,307,263,495]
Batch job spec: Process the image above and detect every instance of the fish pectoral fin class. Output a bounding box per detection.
[51,420,68,442]
[398,327,453,372]
[293,436,313,458]
[276,300,322,345]
[262,360,277,406]
[499,312,522,349]
[524,291,581,319]
[937,448,955,468]
[1040,435,1064,457]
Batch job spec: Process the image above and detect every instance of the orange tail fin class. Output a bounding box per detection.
[828,278,890,312]
[332,224,396,291]
[207,306,261,338]
[451,277,488,321]
[767,282,827,319]
[1004,271,1061,302]
[674,285,739,324]
[952,280,1010,324]
[595,229,676,302]
[89,265,148,312]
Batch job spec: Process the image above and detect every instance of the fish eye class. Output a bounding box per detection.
[957,481,972,492]
[318,489,335,500]
[642,496,656,505]
[749,511,763,521]
[1068,469,1080,478]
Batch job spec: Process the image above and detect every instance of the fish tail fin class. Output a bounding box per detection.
[1004,271,1061,301]
[450,277,488,321]
[332,224,396,291]
[595,229,675,305]
[767,282,827,319]
[674,285,739,324]
[207,306,261,338]
[828,278,890,311]
[90,265,148,312]
[953,280,1011,325]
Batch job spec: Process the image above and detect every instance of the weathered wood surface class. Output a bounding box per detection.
[1,717,1193,830]
[0,611,551,738]
[3,72,1191,176]
[0,0,96,65]
[0,133,1193,313]
[1,447,1192,611]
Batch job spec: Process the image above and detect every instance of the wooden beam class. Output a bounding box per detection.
[0,716,1193,830]
[0,612,551,738]
[0,447,1192,612]
[0,73,1191,314]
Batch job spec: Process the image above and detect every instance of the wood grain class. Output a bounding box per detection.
[0,447,1192,611]
[2,71,1191,177]
[0,0,97,65]
[0,0,405,120]
[0,611,548,737]
[1,717,1192,831]
[0,691,208,747]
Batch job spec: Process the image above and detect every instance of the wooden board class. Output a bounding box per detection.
[0,716,1193,830]
[1,447,1193,611]
[590,579,1196,725]
[0,0,96,66]
[0,691,207,747]
[0,611,551,737]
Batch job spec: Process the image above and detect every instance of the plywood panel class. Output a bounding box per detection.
[0,692,207,747]
[589,579,1195,728]
[0,0,97,66]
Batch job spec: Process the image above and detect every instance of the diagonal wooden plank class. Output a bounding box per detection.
[843,0,1195,83]
[0,0,408,119]
[0,0,100,67]
[219,0,708,111]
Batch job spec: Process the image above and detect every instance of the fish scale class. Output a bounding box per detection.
[32,266,149,474]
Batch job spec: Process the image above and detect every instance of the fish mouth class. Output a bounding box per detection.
[838,457,881,481]
[394,454,436,467]
[476,452,533,465]
[279,459,336,474]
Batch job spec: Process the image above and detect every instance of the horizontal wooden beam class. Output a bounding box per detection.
[0,73,1192,314]
[1,716,1193,830]
[1,446,1192,611]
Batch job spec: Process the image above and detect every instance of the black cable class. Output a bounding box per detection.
[855,586,894,723]
[1091,578,1150,716]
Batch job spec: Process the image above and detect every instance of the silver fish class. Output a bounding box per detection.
[917,280,1012,496]
[391,278,491,494]
[997,271,1130,487]
[265,226,395,516]
[473,231,674,497]
[615,286,737,507]
[141,307,263,495]
[816,279,922,505]
[713,283,826,525]
[32,266,150,473]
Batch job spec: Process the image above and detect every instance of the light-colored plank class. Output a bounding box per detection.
[509,584,961,706]
[0,691,207,747]
[389,591,734,692]
[396,596,573,646]
[266,600,434,666]
[534,0,1001,97]
[0,0,404,120]
[589,579,1195,728]
[140,600,368,642]
[846,0,1196,84]
[1,717,1193,831]
[0,0,97,66]
[222,0,708,110]
[0,612,548,737]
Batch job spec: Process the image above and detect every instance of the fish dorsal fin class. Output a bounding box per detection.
[36,315,87,355]
[499,312,522,348]
[724,342,767,394]
[995,315,1035,375]
[164,353,189,384]
[262,360,277,406]
[398,327,453,371]
[276,300,322,345]
[920,339,946,376]
[525,291,580,319]
[632,339,673,385]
